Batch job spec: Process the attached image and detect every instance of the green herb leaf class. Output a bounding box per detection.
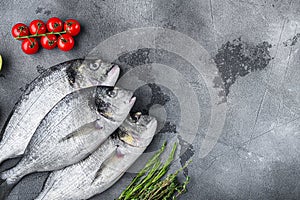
[117,142,191,200]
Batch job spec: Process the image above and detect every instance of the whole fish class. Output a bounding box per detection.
[35,114,157,200]
[0,58,120,164]
[0,86,135,186]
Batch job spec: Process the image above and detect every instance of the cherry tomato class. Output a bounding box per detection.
[21,38,39,54]
[46,17,63,32]
[40,34,57,50]
[29,20,47,35]
[64,19,80,36]
[12,23,29,39]
[57,34,74,51]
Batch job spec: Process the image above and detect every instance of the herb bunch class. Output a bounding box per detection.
[117,142,191,200]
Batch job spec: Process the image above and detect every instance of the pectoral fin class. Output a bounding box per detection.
[92,149,117,185]
[59,120,104,143]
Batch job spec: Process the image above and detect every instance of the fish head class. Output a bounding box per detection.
[72,59,120,87]
[118,114,157,148]
[95,87,136,122]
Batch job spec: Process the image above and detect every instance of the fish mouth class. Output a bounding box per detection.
[102,96,135,122]
[129,96,136,105]
[118,116,157,148]
[101,65,120,87]
[146,118,158,131]
[129,114,155,127]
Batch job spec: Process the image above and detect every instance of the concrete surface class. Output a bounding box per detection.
[0,0,299,199]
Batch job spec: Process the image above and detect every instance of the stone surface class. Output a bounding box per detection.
[0,0,299,199]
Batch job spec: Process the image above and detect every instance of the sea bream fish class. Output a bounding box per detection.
[0,59,120,164]
[0,86,135,186]
[35,114,157,200]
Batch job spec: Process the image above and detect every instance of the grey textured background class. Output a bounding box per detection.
[0,0,300,199]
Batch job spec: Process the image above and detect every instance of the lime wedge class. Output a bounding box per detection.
[0,55,2,71]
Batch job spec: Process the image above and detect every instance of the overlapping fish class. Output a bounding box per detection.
[0,59,120,164]
[1,86,135,185]
[35,114,157,200]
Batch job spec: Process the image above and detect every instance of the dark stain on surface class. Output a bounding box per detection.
[159,121,177,133]
[93,2,101,10]
[44,10,51,16]
[36,65,46,74]
[131,83,171,115]
[214,37,272,95]
[115,48,197,171]
[283,33,300,47]
[213,76,227,103]
[118,48,151,67]
[162,21,177,30]
[179,141,195,175]
[147,83,171,107]
[35,7,51,15]
[35,7,44,14]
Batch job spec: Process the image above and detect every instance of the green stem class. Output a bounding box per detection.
[130,143,177,198]
[27,38,33,45]
[118,142,166,199]
[15,31,66,40]
[117,142,191,200]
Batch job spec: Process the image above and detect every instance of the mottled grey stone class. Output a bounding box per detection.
[0,0,299,200]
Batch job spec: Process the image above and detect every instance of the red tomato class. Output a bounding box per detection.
[21,38,39,54]
[29,20,47,35]
[46,17,63,32]
[64,19,81,36]
[57,34,74,51]
[40,34,57,50]
[12,23,29,39]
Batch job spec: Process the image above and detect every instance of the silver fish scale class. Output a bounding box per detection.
[1,86,134,185]
[1,89,98,182]
[0,59,118,165]
[34,116,157,200]
[35,139,118,200]
[29,89,97,149]
[0,69,70,159]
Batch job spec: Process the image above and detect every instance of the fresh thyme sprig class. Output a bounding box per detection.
[117,142,191,200]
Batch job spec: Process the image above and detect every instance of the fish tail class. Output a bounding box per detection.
[0,145,8,166]
[1,163,27,185]
[0,179,15,200]
[0,157,6,167]
[0,143,18,167]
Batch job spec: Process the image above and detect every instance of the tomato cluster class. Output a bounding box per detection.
[12,18,81,54]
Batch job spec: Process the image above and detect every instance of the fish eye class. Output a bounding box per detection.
[107,89,117,97]
[89,63,100,71]
[131,112,142,123]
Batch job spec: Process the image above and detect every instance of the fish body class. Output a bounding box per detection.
[1,87,135,185]
[35,115,157,200]
[0,59,120,164]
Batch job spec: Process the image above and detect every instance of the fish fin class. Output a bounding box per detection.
[0,179,16,200]
[59,120,104,143]
[92,149,117,185]
[1,163,28,185]
[0,155,24,169]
